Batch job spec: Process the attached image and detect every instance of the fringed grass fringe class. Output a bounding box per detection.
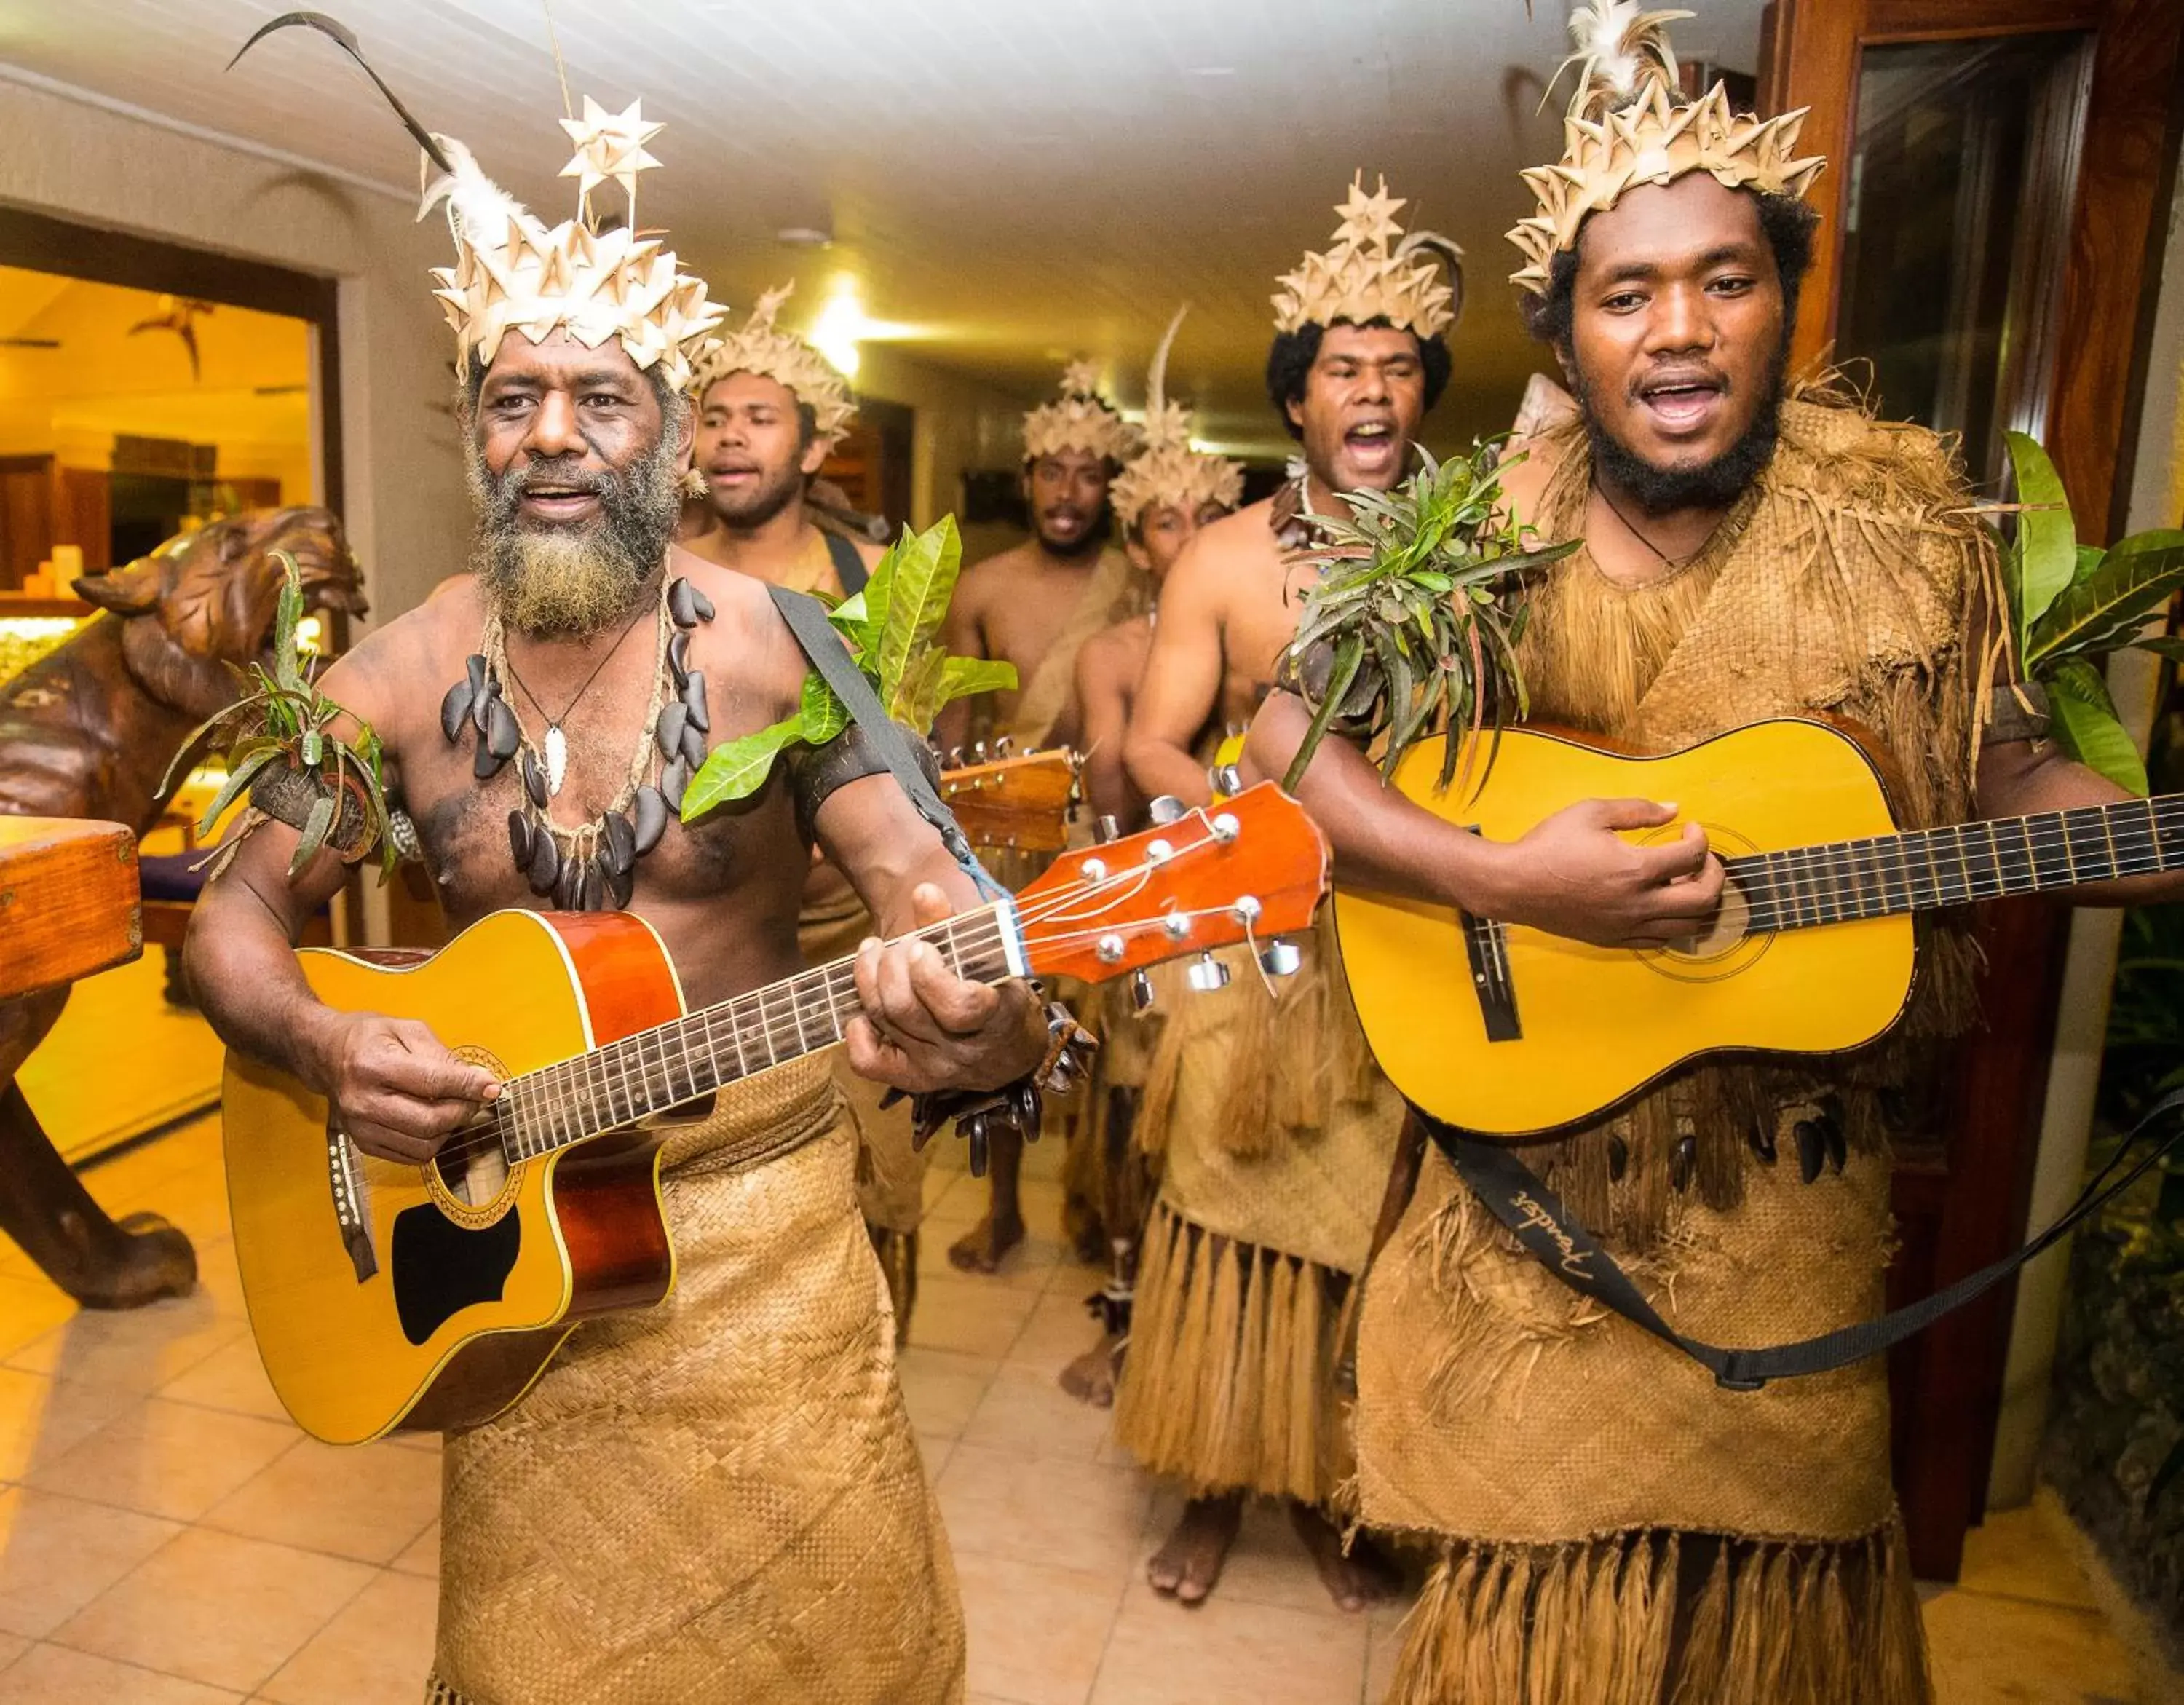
[1388,1522,1929,1705]
[1112,1198,1348,1505]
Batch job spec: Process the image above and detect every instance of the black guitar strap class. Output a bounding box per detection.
[1423,1086,2184,1390]
[767,584,1000,896]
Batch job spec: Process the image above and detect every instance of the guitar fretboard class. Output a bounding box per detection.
[488,903,1021,1163]
[1727,794,2184,935]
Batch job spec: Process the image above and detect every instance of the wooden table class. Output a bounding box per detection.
[0,817,142,1001]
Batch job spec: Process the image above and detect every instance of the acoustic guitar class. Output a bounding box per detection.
[938,745,1078,853]
[226,784,1325,1444]
[1334,719,2183,1138]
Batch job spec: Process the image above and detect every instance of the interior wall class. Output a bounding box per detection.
[0,76,471,626]
[1988,127,2184,1511]
[853,341,1034,564]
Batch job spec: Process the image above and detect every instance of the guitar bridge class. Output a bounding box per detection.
[327,1121,378,1284]
[1457,826,1522,1043]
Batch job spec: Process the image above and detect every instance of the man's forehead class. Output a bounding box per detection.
[1034,448,1107,475]
[1317,324,1420,363]
[482,329,648,389]
[1576,176,1767,279]
[701,371,799,412]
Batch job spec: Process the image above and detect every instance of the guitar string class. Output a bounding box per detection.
[1721,796,2183,883]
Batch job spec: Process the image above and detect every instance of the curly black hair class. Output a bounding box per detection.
[1519,191,1820,349]
[1264,319,1452,440]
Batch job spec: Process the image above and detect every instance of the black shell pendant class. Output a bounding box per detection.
[521,748,550,810]
[601,810,636,875]
[1606,1134,1629,1183]
[681,670,709,733]
[679,720,707,772]
[527,826,562,895]
[1794,1120,1826,1184]
[440,679,475,743]
[1749,1119,1779,1165]
[632,786,668,855]
[656,701,687,759]
[668,630,691,687]
[661,756,690,813]
[472,673,500,737]
[1821,1117,1846,1176]
[606,858,636,910]
[1669,1132,1696,1194]
[553,856,582,912]
[668,577,700,628]
[579,857,606,914]
[689,585,714,622]
[508,810,534,871]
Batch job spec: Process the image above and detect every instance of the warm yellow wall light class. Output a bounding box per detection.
[809,281,866,381]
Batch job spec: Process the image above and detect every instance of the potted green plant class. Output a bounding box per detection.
[1999,431,2184,795]
[681,514,1016,817]
[159,549,397,880]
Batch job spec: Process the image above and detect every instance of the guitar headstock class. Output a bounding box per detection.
[1012,783,1328,984]
[941,745,1079,854]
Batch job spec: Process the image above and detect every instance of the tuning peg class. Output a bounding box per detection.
[1130,969,1157,1012]
[973,740,989,762]
[1147,796,1186,826]
[1259,937,1302,978]
[995,735,1013,756]
[947,746,965,768]
[1185,952,1230,993]
[1209,763,1243,796]
[1093,814,1120,844]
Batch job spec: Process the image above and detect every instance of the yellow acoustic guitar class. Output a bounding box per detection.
[225,785,1326,1444]
[1335,719,2183,1138]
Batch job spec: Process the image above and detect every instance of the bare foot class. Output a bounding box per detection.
[1147,1494,1243,1605]
[1289,1503,1401,1613]
[1059,1329,1124,1407]
[946,1211,1024,1275]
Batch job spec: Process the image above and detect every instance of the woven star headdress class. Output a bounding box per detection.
[1023,358,1140,464]
[1272,173,1464,339]
[689,282,857,447]
[1110,306,1244,531]
[230,17,724,390]
[1507,1,1827,294]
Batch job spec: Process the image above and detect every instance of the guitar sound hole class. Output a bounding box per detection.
[434,1143,509,1208]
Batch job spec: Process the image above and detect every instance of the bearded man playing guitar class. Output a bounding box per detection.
[185,46,1034,1704]
[1244,9,2184,1701]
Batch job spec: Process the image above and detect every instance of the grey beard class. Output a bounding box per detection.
[467,435,684,636]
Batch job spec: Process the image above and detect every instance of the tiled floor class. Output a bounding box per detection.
[1,1045,2177,1700]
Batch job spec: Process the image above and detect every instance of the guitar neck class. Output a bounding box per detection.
[1724,794,2184,934]
[492,902,1024,1162]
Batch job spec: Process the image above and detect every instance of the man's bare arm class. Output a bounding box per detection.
[1122,540,1227,808]
[1075,632,1140,827]
[813,772,1045,1093]
[1243,691,1726,949]
[1977,737,2184,906]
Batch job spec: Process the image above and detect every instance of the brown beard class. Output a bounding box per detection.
[466,433,684,636]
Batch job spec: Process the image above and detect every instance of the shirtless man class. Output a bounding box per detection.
[935,359,1143,1273]
[1060,325,1243,1405]
[1109,175,1455,1610]
[678,284,882,598]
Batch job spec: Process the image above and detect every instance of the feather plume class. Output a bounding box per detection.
[1144,304,1187,438]
[419,136,544,250]
[226,12,451,175]
[1546,1,1691,118]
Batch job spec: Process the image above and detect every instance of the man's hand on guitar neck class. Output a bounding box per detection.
[844,882,1047,1094]
[1243,693,1726,949]
[305,1010,502,1166]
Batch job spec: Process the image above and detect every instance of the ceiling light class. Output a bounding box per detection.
[810,282,866,379]
[776,226,833,248]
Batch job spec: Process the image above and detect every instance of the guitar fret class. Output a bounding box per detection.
[2065,808,2110,887]
[1819,844,1850,925]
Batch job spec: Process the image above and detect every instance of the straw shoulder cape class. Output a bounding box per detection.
[1353,388,1995,1705]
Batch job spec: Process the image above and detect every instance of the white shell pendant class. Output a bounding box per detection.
[543,724,568,796]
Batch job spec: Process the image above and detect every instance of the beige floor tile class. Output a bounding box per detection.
[15,957,222,1165]
[1921,1586,2140,1704]
[1132,1496,1364,1617]
[1363,1600,1415,1702]
[962,1362,1118,1464]
[1955,1494,2100,1613]
[200,1436,440,1566]
[1006,1289,1113,1380]
[0,1366,127,1482]
[52,1525,372,1693]
[922,1218,1067,1294]
[1089,1578,1368,1705]
[183,1238,248,1320]
[4,1284,246,1395]
[255,1567,437,1705]
[133,1167,234,1254]
[938,1444,1151,1578]
[898,1346,1000,1440]
[0,1276,76,1362]
[0,1485,181,1639]
[389,1519,440,1580]
[956,1545,1124,1705]
[0,1629,20,1669]
[920,1433,957,1481]
[25,1398,300,1523]
[0,1642,242,1703]
[157,1339,286,1423]
[908,1275,1038,1360]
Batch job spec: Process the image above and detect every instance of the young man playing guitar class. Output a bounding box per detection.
[1109,180,1457,1610]
[1245,7,2184,1698]
[188,53,1037,1704]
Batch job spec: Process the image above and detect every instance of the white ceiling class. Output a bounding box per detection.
[0,0,1767,456]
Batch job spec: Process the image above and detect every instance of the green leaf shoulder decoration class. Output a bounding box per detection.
[1999,432,2184,796]
[158,549,399,882]
[681,515,1017,820]
[1279,440,1578,796]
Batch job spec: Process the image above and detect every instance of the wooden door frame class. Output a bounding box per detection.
[1763,0,2184,1581]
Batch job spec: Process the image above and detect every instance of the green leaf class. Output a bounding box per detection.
[2004,432,2077,644]
[828,590,869,633]
[681,713,804,820]
[2047,658,2148,796]
[270,550,308,696]
[856,533,902,654]
[933,655,1016,713]
[192,746,282,840]
[288,791,336,879]
[800,671,848,745]
[875,516,962,705]
[2025,534,2184,666]
[893,647,951,733]
[2132,636,2184,662]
